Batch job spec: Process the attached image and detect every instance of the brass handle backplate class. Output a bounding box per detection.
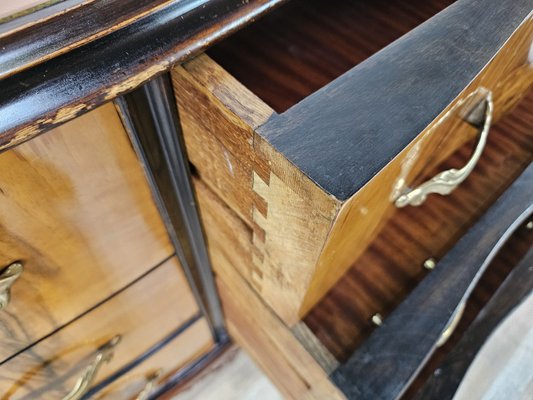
[63,335,121,400]
[395,87,494,208]
[136,369,163,400]
[0,262,23,310]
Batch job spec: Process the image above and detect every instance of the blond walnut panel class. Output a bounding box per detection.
[0,103,173,360]
[0,257,213,399]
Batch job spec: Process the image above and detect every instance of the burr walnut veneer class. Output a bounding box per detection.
[0,0,531,399]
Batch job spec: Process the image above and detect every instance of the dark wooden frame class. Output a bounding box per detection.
[1,0,532,397]
[0,0,285,152]
[332,164,533,399]
[0,0,178,80]
[257,0,532,200]
[413,246,533,400]
[115,74,227,344]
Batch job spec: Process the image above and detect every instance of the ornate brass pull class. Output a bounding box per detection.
[0,262,23,310]
[395,88,493,207]
[136,369,163,400]
[63,335,121,400]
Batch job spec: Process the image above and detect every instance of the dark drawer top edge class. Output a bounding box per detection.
[258,0,532,201]
[0,0,285,153]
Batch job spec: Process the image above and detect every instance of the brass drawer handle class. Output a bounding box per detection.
[63,335,121,400]
[136,369,163,400]
[0,262,23,311]
[395,87,493,207]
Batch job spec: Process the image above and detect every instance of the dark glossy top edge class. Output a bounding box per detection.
[0,0,285,152]
[0,0,178,80]
[257,0,532,201]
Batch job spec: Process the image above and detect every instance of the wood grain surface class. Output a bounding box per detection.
[193,177,345,400]
[410,234,533,399]
[0,0,286,153]
[208,0,455,113]
[258,0,532,200]
[331,163,533,399]
[300,18,533,316]
[305,91,533,362]
[0,257,213,399]
[0,0,176,80]
[0,103,172,361]
[93,320,213,400]
[174,55,339,325]
[179,1,533,323]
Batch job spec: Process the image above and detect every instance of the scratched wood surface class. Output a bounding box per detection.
[0,103,173,361]
[0,257,213,399]
[304,91,533,363]
[0,0,178,80]
[0,0,286,153]
[178,1,533,324]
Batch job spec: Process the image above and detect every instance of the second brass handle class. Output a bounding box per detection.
[0,262,23,311]
[395,87,494,208]
[63,335,121,400]
[136,369,163,400]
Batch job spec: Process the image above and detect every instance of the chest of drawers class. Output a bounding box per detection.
[0,0,531,399]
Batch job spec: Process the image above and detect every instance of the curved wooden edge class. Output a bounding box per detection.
[257,0,533,201]
[0,0,178,80]
[331,164,533,400]
[412,246,533,400]
[0,0,286,153]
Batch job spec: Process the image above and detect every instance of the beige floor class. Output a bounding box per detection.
[172,347,283,400]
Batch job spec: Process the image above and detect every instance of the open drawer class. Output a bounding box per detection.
[193,91,532,399]
[332,163,533,399]
[172,0,533,326]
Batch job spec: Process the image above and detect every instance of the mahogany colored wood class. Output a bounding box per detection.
[175,2,533,324]
[330,164,533,399]
[305,91,533,362]
[208,0,456,113]
[407,225,533,399]
[0,103,173,361]
[0,257,214,399]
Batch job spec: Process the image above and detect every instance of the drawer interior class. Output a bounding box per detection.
[207,0,456,112]
[404,217,532,398]
[302,90,533,363]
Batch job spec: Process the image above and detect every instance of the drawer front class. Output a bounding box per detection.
[93,320,211,400]
[0,103,173,360]
[173,0,533,324]
[0,256,213,399]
